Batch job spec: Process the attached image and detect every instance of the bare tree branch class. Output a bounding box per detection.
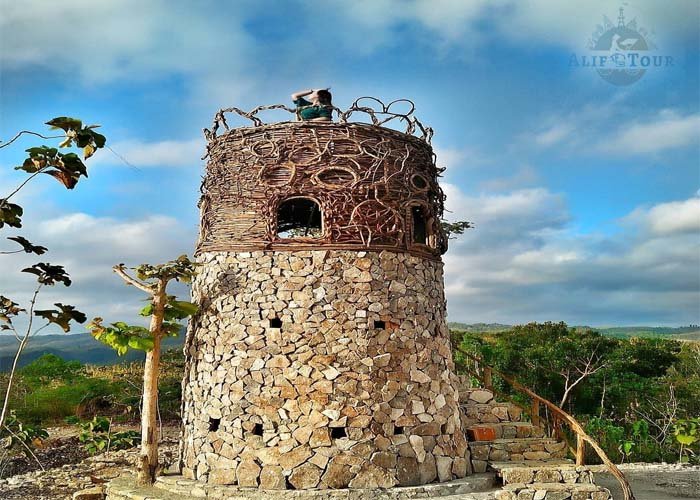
[113,265,155,295]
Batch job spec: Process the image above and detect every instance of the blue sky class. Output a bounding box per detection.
[1,0,698,329]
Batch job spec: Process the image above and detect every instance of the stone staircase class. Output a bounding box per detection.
[458,381,613,500]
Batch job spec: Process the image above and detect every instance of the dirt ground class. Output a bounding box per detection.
[596,464,700,499]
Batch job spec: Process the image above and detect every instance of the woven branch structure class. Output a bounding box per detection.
[197,97,446,259]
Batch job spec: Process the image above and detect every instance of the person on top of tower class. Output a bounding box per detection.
[291,88,333,122]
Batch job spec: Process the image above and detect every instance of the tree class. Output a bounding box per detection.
[0,117,105,434]
[457,322,618,410]
[88,256,197,485]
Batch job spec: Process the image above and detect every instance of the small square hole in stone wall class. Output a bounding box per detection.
[374,320,386,329]
[269,317,282,328]
[208,418,220,432]
[441,423,447,434]
[331,427,347,439]
[253,423,264,436]
[394,425,404,435]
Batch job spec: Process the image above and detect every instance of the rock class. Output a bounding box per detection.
[236,458,261,487]
[309,428,332,447]
[279,445,313,470]
[535,469,562,483]
[469,390,494,404]
[289,463,322,489]
[322,455,356,488]
[436,456,452,482]
[370,451,397,469]
[418,453,437,484]
[409,435,426,463]
[209,465,237,485]
[348,463,397,488]
[503,468,534,484]
[410,369,432,384]
[259,466,286,489]
[397,457,421,486]
[72,487,105,500]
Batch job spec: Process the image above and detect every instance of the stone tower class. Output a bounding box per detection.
[180,100,471,490]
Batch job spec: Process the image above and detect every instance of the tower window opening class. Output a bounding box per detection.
[411,206,428,245]
[269,317,282,328]
[374,320,386,329]
[394,425,404,435]
[331,427,347,439]
[276,198,322,239]
[208,418,220,432]
[253,423,263,436]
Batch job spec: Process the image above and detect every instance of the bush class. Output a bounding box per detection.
[78,416,140,454]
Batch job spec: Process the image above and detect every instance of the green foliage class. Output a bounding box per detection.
[453,322,699,464]
[673,418,699,462]
[88,256,198,356]
[1,115,106,228]
[88,318,153,355]
[440,220,473,239]
[3,351,185,425]
[19,354,82,385]
[133,254,198,283]
[0,410,48,456]
[46,117,106,159]
[15,146,88,189]
[78,416,139,454]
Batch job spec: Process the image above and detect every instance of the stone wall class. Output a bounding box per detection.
[180,249,470,489]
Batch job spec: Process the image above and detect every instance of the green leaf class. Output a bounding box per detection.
[170,300,198,316]
[139,303,154,317]
[128,336,154,351]
[7,236,47,255]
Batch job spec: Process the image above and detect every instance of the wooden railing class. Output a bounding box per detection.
[456,347,636,500]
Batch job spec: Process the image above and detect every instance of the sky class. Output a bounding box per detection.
[0,0,699,331]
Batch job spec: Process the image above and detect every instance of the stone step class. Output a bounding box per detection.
[116,473,500,499]
[459,388,496,404]
[465,422,546,440]
[495,482,612,500]
[461,402,524,425]
[469,439,568,473]
[488,460,574,471]
[491,463,595,485]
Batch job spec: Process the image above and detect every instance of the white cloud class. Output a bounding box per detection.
[2,212,195,333]
[600,111,700,155]
[625,197,700,236]
[479,165,539,192]
[92,138,204,168]
[534,123,574,147]
[443,186,700,325]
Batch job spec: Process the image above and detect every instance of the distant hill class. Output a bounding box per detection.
[448,322,512,333]
[0,333,184,371]
[449,323,700,342]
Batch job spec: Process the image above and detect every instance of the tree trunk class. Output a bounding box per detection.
[137,286,166,485]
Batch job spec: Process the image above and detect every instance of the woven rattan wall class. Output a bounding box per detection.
[197,121,447,259]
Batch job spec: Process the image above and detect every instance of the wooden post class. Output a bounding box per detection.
[483,367,493,391]
[576,433,586,465]
[531,400,540,427]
